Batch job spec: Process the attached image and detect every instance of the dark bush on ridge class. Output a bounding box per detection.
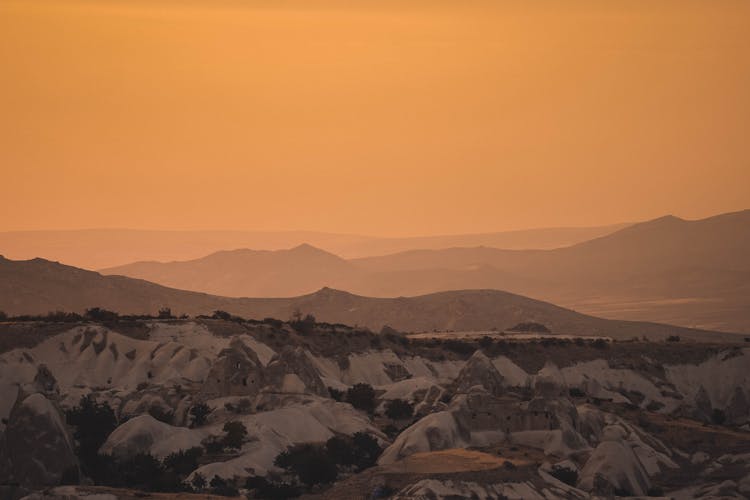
[212,310,232,321]
[84,307,119,322]
[157,307,174,319]
[263,317,284,329]
[592,338,608,349]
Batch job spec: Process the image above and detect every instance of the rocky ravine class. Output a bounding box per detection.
[0,320,749,499]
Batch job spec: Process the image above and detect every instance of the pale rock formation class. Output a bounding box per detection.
[263,346,328,396]
[578,425,651,496]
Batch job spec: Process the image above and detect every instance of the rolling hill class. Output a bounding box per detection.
[0,255,743,342]
[100,210,750,332]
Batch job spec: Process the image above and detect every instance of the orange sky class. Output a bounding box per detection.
[1,0,748,236]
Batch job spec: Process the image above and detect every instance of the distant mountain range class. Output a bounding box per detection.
[99,210,750,333]
[0,223,627,269]
[0,256,740,342]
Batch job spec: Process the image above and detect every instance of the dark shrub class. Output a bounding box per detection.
[351,432,381,470]
[263,317,284,329]
[148,406,174,424]
[325,435,356,466]
[275,443,338,487]
[385,399,413,420]
[209,476,239,497]
[212,310,232,321]
[158,307,173,319]
[328,386,344,402]
[163,447,203,475]
[189,403,211,427]
[222,421,248,449]
[568,387,585,398]
[443,339,475,356]
[65,396,118,479]
[592,338,608,349]
[383,424,401,439]
[509,322,550,333]
[549,465,578,486]
[666,335,681,342]
[346,383,376,413]
[245,476,301,498]
[478,336,493,349]
[290,312,316,334]
[711,408,726,425]
[84,307,119,322]
[191,473,206,490]
[0,311,6,321]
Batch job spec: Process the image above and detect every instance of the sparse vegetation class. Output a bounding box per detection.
[275,443,338,487]
[667,335,681,342]
[275,432,382,489]
[509,322,550,333]
[346,383,377,413]
[189,403,211,427]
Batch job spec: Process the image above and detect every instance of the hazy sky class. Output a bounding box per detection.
[1,0,748,236]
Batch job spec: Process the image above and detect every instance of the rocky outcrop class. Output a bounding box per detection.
[726,387,749,425]
[100,414,203,459]
[578,425,651,496]
[693,385,713,422]
[453,350,505,396]
[378,410,468,464]
[0,392,78,487]
[199,338,265,399]
[263,346,328,396]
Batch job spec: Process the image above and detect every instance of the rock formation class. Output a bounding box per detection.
[263,346,328,396]
[0,392,78,487]
[199,338,265,399]
[453,350,505,396]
